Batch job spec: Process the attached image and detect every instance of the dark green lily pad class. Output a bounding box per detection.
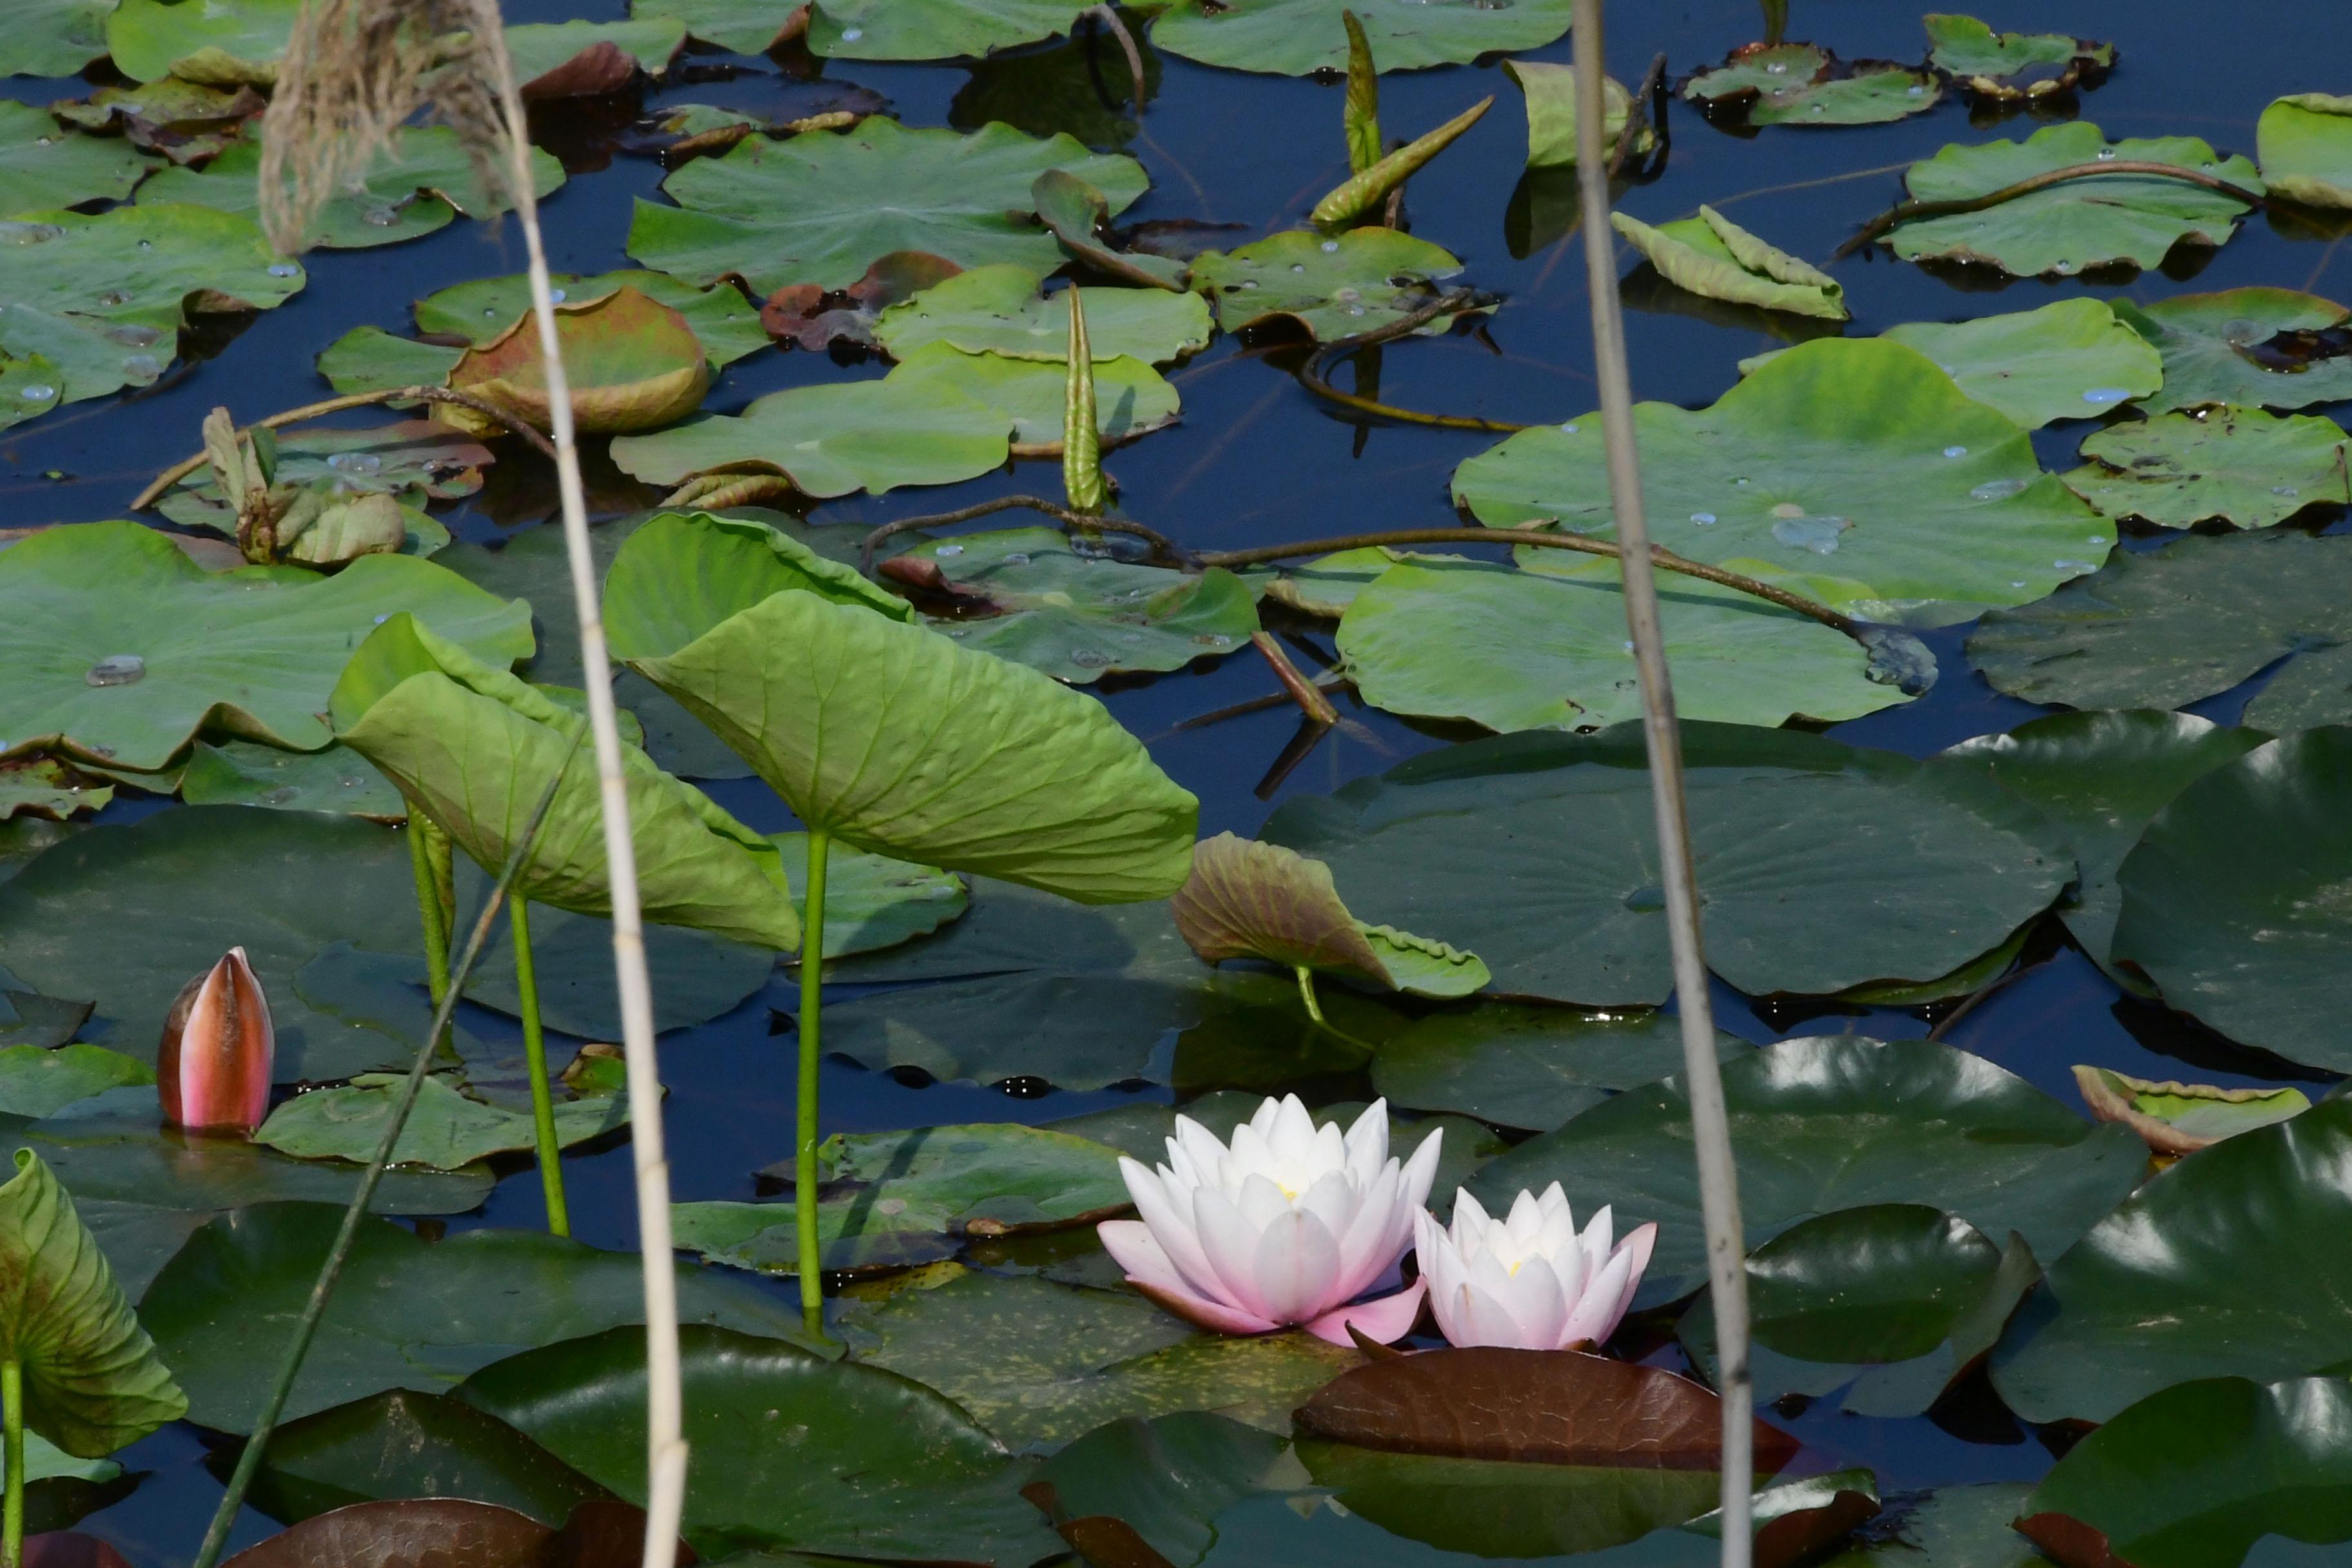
[2113,287,2352,413]
[873,265,1211,364]
[2259,92,2352,210]
[180,741,409,821]
[2063,409,2351,529]
[1818,1485,2041,1568]
[1260,723,2071,1005]
[250,1389,613,1527]
[2019,1376,2352,1568]
[1686,43,1941,127]
[1024,1411,1297,1567]
[803,0,1091,61]
[1369,1006,1750,1131]
[0,985,95,1050]
[0,1044,150,1119]
[140,1203,814,1431]
[1188,228,1464,340]
[1888,122,2263,277]
[1992,1094,2352,1424]
[106,0,296,84]
[1923,14,2113,98]
[1469,1035,2146,1306]
[1148,0,1573,76]
[629,118,1146,295]
[253,1073,627,1171]
[5,0,115,77]
[0,104,155,215]
[1335,556,1902,732]
[456,1324,1064,1563]
[2110,729,2352,1068]
[1454,338,2109,627]
[770,832,964,959]
[951,26,1164,149]
[1968,530,2352,734]
[1936,710,2268,965]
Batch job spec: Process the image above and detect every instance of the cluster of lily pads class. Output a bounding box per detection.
[5,0,2352,1565]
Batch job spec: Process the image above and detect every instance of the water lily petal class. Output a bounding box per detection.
[1306,1277,1427,1347]
[1344,1097,1391,1182]
[1121,1156,1245,1311]
[1193,1186,1279,1319]
[1398,1121,1445,1210]
[1560,1243,1638,1349]
[1236,1170,1295,1230]
[1252,1207,1345,1322]
[1129,1276,1284,1337]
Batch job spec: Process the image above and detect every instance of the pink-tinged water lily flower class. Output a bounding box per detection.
[1415,1184,1656,1351]
[1099,1094,1440,1346]
[159,947,274,1135]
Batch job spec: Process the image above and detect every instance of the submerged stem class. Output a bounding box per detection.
[511,895,569,1237]
[796,829,831,1340]
[3,1358,21,1568]
[1838,160,2267,259]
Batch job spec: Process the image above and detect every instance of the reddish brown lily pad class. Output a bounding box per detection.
[222,1498,695,1568]
[445,288,709,437]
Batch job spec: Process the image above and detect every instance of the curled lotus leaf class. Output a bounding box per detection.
[50,79,265,166]
[0,104,156,217]
[872,264,1212,364]
[1171,832,1489,999]
[2061,408,2352,530]
[1612,206,1845,321]
[1504,63,1649,170]
[2111,287,2352,414]
[445,288,711,437]
[1686,43,1941,126]
[1923,14,2114,100]
[0,759,112,823]
[2072,1066,2309,1157]
[1148,0,1573,77]
[1188,228,1467,340]
[2258,92,2352,209]
[421,270,769,366]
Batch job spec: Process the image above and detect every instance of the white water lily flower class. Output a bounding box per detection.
[1415,1183,1656,1351]
[1098,1094,1442,1345]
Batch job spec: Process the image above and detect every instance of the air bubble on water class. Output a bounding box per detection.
[361,204,400,227]
[19,384,55,402]
[268,262,299,277]
[84,654,144,687]
[1320,239,1340,253]
[328,451,384,476]
[936,544,965,557]
[1943,445,1968,458]
[1690,512,1716,524]
[2082,387,2129,406]
[1772,514,1850,554]
[1970,477,2028,500]
[2273,485,2300,496]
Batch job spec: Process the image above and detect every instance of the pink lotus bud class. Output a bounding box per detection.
[159,947,274,1135]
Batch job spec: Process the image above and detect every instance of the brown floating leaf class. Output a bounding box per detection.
[520,43,639,101]
[222,1499,555,1568]
[23,1534,135,1568]
[2013,1511,2127,1568]
[1291,1347,1801,1473]
[760,251,964,352]
[445,288,709,436]
[1752,1487,1881,1568]
[2072,1065,2310,1157]
[545,1500,697,1568]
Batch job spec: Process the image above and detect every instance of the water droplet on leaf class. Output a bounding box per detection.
[1942,445,1968,458]
[2082,387,2128,406]
[85,654,144,687]
[328,451,384,476]
[268,262,299,277]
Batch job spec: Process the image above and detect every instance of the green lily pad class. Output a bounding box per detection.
[629,118,1146,295]
[140,1204,815,1432]
[0,522,529,774]
[2111,287,2352,414]
[627,0,802,54]
[886,342,1181,447]
[250,1389,612,1527]
[607,373,1004,499]
[106,0,297,84]
[0,758,111,822]
[0,104,155,216]
[0,980,93,1051]
[1886,122,2264,277]
[2259,92,2352,209]
[2063,408,2351,529]
[1468,1035,2146,1306]
[254,1073,627,1171]
[416,270,767,368]
[0,353,64,429]
[456,1324,1063,1563]
[0,1045,151,1119]
[1968,530,2352,732]
[1818,1485,2041,1568]
[1737,300,2164,429]
[874,266,1211,364]
[1335,556,1902,732]
[1368,1006,1750,1132]
[507,18,685,92]
[1148,0,1572,76]
[5,0,116,77]
[2073,1066,2309,1156]
[2111,729,2352,1069]
[1504,63,1649,170]
[136,130,564,250]
[1611,206,1847,321]
[1922,14,2113,99]
[1,203,304,413]
[1034,168,1190,290]
[1936,710,2268,965]
[1188,228,1464,340]
[883,527,1258,684]
[1024,1411,1297,1565]
[1686,44,1941,127]
[1992,1094,2352,1424]
[806,0,1090,60]
[1260,723,2071,1004]
[2019,1376,2352,1568]
[1453,338,2108,627]
[180,740,409,821]
[770,832,964,959]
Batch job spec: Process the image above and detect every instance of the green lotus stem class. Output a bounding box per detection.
[511,895,570,1238]
[191,761,572,1568]
[409,818,453,1019]
[1293,965,1327,1025]
[1838,160,2268,260]
[795,828,830,1338]
[3,1357,22,1568]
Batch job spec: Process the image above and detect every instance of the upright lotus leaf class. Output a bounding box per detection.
[2110,288,2352,413]
[0,522,532,774]
[6,0,115,77]
[444,288,710,437]
[1923,14,2114,100]
[1310,97,1493,230]
[105,0,299,83]
[1189,228,1466,339]
[1,203,304,413]
[1504,61,1648,170]
[1992,1095,2352,1424]
[609,373,1009,499]
[804,0,1092,59]
[1967,530,2352,732]
[136,130,565,250]
[505,18,685,94]
[0,105,155,217]
[330,613,801,952]
[870,265,1213,364]
[2062,409,2351,529]
[0,1150,187,1455]
[1454,338,2106,626]
[2072,1066,2309,1157]
[627,118,1148,295]
[1686,43,1941,126]
[1171,832,1489,1000]
[1032,169,1190,290]
[2110,729,2352,1070]
[1334,556,1903,731]
[600,511,912,654]
[605,511,1198,902]
[2018,1377,2352,1568]
[1471,1037,2144,1307]
[1149,0,1573,76]
[1886,122,2264,277]
[2259,92,2352,208]
[417,270,769,366]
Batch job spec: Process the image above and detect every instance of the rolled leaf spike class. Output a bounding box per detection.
[1063,287,1106,517]
[1342,10,1382,173]
[158,948,275,1135]
[1311,96,1493,230]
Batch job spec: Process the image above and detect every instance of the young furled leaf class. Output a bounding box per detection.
[1311,96,1491,230]
[1342,10,1380,173]
[1063,287,1105,516]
